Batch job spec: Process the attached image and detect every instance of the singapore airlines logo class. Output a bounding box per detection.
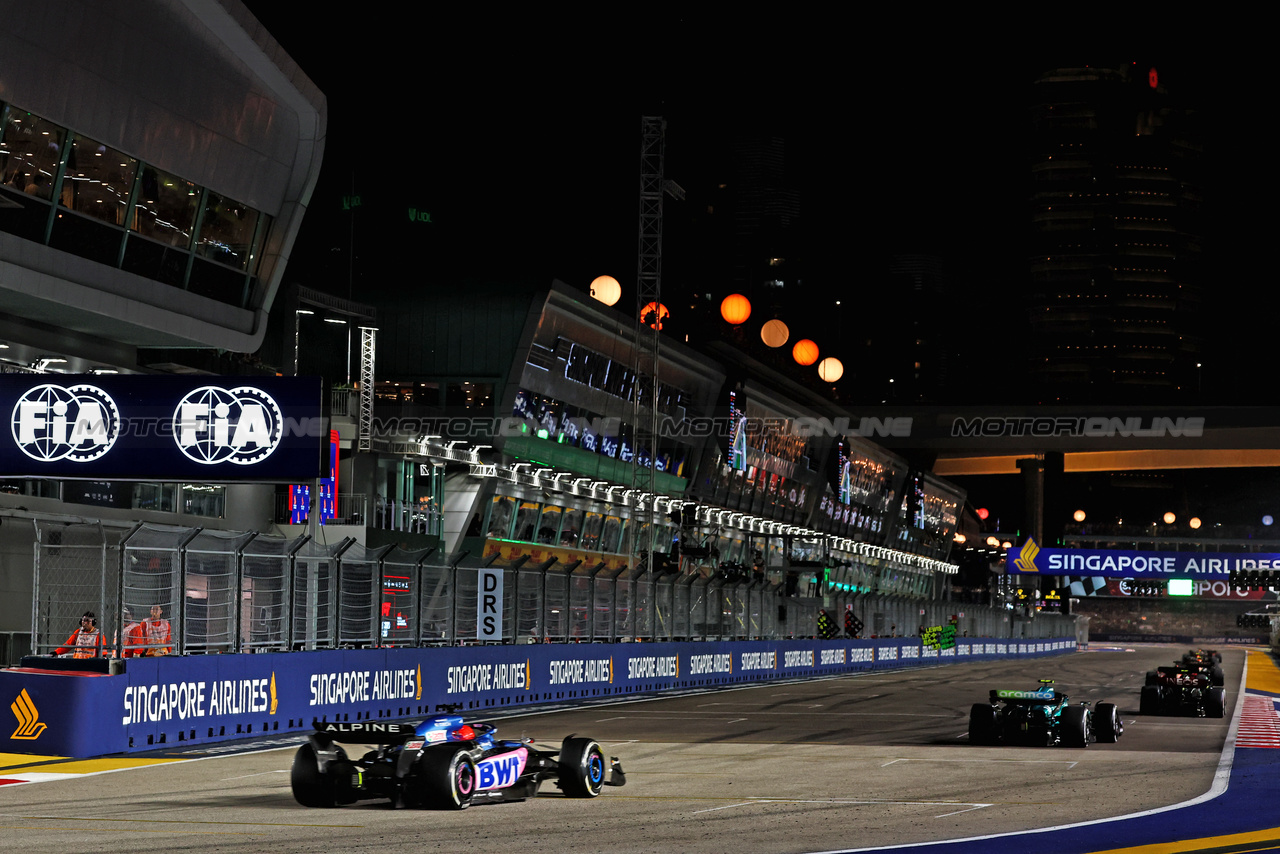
[1014,538,1042,573]
[10,689,47,740]
[173,386,284,465]
[416,665,423,700]
[269,672,279,715]
[11,384,120,463]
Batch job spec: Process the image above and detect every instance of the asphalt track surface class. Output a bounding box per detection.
[1,643,1276,854]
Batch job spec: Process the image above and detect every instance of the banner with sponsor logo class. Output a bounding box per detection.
[1008,538,1280,579]
[0,636,1075,758]
[0,375,323,481]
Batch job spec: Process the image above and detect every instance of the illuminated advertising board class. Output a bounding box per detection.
[1,375,323,481]
[1008,538,1280,580]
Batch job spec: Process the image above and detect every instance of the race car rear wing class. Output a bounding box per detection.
[312,721,420,744]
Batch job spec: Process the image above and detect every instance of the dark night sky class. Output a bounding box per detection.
[244,7,1275,529]
[247,9,1262,332]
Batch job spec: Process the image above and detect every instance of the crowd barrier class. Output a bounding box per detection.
[1,635,1076,758]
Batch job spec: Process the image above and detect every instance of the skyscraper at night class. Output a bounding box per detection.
[1026,64,1203,403]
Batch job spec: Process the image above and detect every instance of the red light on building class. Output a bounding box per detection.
[976,507,990,520]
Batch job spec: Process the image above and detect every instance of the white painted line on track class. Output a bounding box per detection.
[881,758,1079,769]
[807,653,1249,853]
[219,770,289,781]
[692,797,993,817]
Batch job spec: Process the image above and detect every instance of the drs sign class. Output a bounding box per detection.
[477,568,503,640]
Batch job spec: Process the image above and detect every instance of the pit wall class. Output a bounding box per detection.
[1,636,1076,758]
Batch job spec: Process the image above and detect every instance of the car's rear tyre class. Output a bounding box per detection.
[1062,705,1091,747]
[1205,686,1226,718]
[1139,685,1162,715]
[415,745,477,809]
[1209,665,1225,686]
[559,737,607,797]
[1144,670,1159,686]
[1095,702,1122,742]
[968,703,998,745]
[291,743,336,807]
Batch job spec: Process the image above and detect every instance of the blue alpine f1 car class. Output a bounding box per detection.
[291,706,626,809]
[968,679,1122,747]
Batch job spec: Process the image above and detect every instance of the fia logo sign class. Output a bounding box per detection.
[10,384,120,462]
[173,386,284,465]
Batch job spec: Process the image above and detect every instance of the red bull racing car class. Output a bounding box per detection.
[291,706,625,809]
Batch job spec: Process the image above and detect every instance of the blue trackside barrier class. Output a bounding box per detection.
[0,636,1076,758]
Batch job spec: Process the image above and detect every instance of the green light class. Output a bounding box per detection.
[1168,578,1193,596]
[536,428,549,439]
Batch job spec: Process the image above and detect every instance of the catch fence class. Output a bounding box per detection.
[30,520,1072,657]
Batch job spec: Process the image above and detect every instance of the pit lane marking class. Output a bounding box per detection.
[0,813,363,828]
[691,797,993,819]
[0,825,267,836]
[219,770,290,781]
[882,758,1080,769]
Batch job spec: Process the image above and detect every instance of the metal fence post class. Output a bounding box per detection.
[370,544,395,647]
[448,551,470,646]
[175,527,203,656]
[283,535,309,651]
[331,537,356,648]
[413,548,437,647]
[232,532,259,653]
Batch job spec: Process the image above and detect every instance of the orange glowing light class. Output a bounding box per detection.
[760,318,789,348]
[792,339,819,366]
[640,301,669,330]
[719,293,752,325]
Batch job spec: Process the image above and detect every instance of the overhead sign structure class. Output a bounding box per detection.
[2,375,324,482]
[1008,538,1280,579]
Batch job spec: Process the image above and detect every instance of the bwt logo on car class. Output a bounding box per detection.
[11,383,120,462]
[173,386,284,465]
[477,750,527,790]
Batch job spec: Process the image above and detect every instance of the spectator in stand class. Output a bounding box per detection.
[118,607,145,658]
[54,611,108,658]
[143,604,172,655]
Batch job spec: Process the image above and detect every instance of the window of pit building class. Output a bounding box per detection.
[486,494,516,538]
[513,500,539,542]
[560,508,583,547]
[195,190,259,271]
[580,511,603,550]
[0,107,65,241]
[600,515,622,553]
[59,134,137,227]
[536,504,563,544]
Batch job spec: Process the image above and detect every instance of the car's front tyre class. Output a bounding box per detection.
[559,737,606,797]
